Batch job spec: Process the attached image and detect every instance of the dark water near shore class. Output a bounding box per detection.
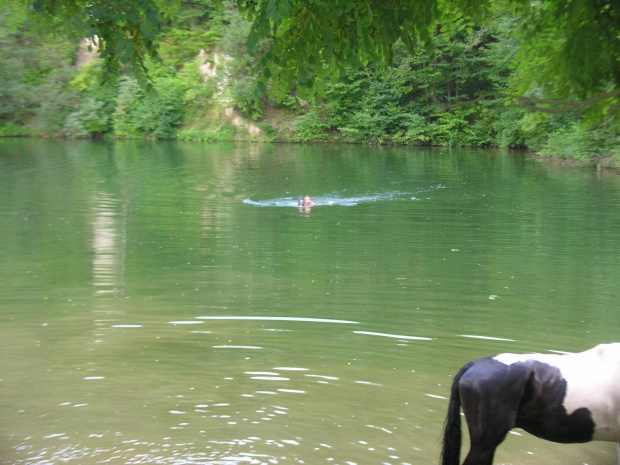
[1,139,620,464]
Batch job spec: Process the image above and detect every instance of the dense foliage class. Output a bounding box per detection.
[0,1,619,167]
[235,1,620,106]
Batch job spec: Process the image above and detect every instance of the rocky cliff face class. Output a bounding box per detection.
[197,49,262,138]
[74,38,99,67]
[72,41,263,140]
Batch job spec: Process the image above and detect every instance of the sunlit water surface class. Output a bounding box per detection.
[1,140,620,464]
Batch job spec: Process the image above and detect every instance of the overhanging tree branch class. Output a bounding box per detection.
[431,88,620,115]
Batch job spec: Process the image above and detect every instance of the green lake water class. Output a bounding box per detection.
[1,139,620,464]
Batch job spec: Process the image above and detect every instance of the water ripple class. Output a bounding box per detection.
[245,371,280,376]
[197,316,359,324]
[460,334,516,342]
[213,345,263,350]
[306,374,339,381]
[353,330,433,341]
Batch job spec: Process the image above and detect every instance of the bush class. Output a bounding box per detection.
[293,110,327,142]
[64,97,111,138]
[113,68,186,140]
[402,114,431,144]
[0,122,33,136]
[113,77,143,138]
[177,128,211,141]
[539,125,599,163]
[150,77,187,139]
[257,122,277,142]
[215,122,237,140]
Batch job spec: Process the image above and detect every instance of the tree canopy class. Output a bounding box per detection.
[5,0,618,116]
[235,0,490,101]
[233,0,620,115]
[2,0,177,85]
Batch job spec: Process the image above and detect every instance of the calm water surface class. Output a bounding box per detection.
[1,139,620,464]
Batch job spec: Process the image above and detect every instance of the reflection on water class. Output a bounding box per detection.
[1,140,620,464]
[91,192,126,298]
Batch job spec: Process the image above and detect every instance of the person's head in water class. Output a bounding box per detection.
[303,196,317,206]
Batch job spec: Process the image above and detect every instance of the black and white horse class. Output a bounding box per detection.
[441,343,620,465]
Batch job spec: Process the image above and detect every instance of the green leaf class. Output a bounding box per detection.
[265,0,277,18]
[323,32,334,56]
[247,29,259,54]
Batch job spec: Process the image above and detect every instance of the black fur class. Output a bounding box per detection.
[441,362,473,465]
[516,361,594,443]
[441,357,596,465]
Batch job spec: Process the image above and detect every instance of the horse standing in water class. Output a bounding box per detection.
[441,343,620,465]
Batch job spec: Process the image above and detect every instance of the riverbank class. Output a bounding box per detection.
[1,6,618,169]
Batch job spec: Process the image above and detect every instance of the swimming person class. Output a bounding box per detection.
[297,196,334,209]
[303,196,317,206]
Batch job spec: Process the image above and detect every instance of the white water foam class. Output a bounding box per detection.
[243,186,446,207]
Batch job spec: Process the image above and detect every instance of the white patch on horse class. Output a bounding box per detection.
[494,343,620,442]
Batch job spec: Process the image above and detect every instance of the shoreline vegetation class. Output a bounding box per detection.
[1,3,618,169]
